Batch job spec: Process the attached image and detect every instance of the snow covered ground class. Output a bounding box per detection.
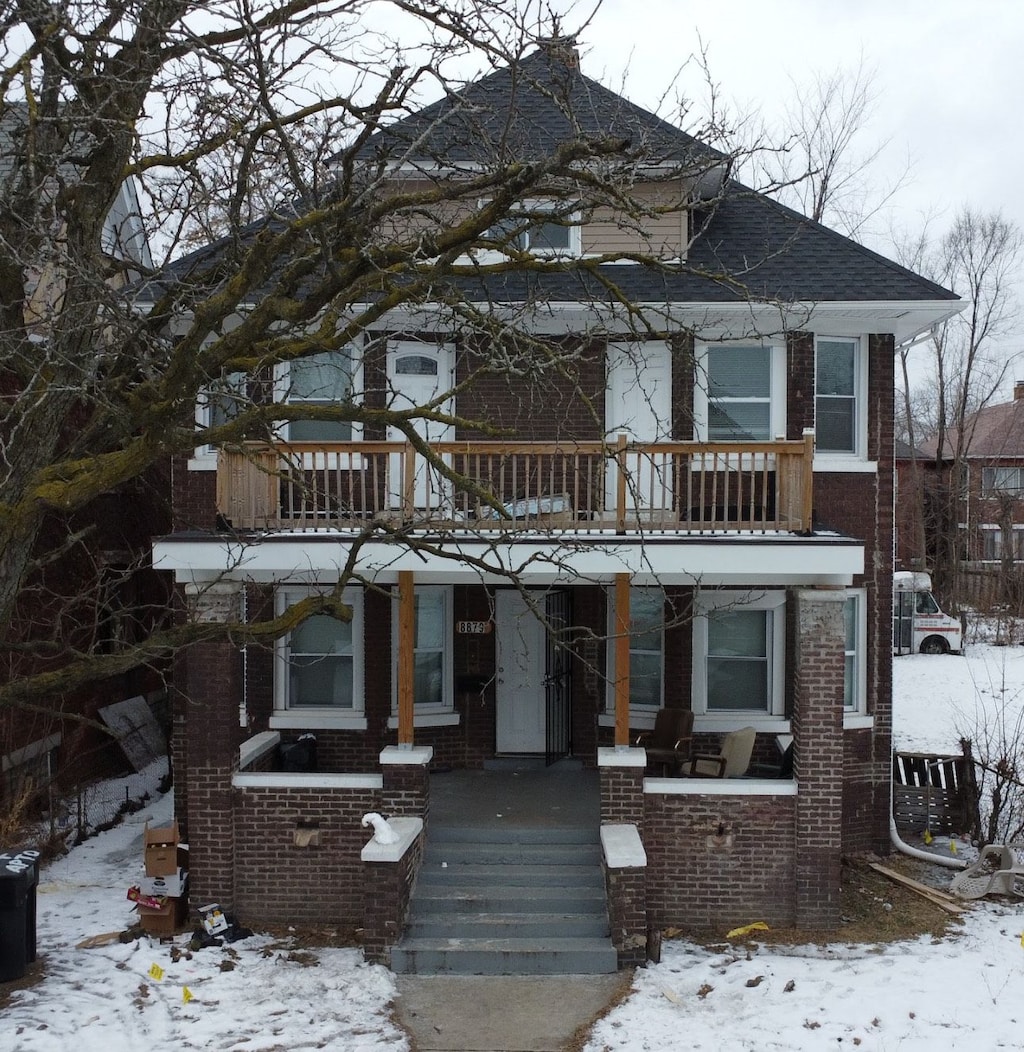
[4,644,1024,1051]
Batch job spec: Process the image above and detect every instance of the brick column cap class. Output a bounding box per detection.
[379,745,433,766]
[601,823,647,868]
[597,746,646,768]
[361,816,423,862]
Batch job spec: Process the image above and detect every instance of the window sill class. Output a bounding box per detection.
[813,457,877,474]
[386,712,460,729]
[692,716,791,734]
[843,714,874,730]
[270,711,367,731]
[598,711,659,732]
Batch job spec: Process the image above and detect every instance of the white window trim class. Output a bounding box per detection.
[270,586,366,731]
[273,343,364,445]
[389,585,456,722]
[813,335,868,464]
[843,588,869,724]
[473,198,582,261]
[189,371,249,470]
[692,589,786,724]
[603,586,665,717]
[692,341,787,443]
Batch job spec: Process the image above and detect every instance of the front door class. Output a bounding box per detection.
[495,590,546,753]
[386,340,455,508]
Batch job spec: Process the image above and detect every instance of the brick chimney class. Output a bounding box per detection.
[1015,380,1024,401]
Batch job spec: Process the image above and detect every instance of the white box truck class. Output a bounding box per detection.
[893,571,963,655]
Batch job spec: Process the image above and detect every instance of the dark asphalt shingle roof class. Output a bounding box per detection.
[357,44,721,168]
[140,44,957,308]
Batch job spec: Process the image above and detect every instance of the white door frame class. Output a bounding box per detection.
[605,340,673,513]
[386,340,455,508]
[495,591,546,753]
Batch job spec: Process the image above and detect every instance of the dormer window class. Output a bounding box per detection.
[479,200,581,258]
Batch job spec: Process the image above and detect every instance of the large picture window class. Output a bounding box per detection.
[816,337,863,455]
[274,587,364,728]
[693,591,786,720]
[606,587,664,711]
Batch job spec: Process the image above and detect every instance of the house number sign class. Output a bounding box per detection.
[456,620,493,635]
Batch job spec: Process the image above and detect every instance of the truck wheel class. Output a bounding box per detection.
[920,635,949,655]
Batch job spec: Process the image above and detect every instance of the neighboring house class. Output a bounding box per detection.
[0,107,167,815]
[920,382,1024,566]
[894,438,935,571]
[148,41,961,966]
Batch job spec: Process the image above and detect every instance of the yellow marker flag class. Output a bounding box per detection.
[923,829,933,845]
[1019,932,1024,949]
[182,986,194,1004]
[148,963,165,981]
[950,839,958,855]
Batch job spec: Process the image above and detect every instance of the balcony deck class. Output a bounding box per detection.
[216,434,815,535]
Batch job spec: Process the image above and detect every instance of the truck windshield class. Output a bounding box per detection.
[916,592,940,615]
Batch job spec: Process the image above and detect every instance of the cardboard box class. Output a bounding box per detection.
[143,821,180,877]
[138,867,187,899]
[199,902,229,935]
[137,894,188,936]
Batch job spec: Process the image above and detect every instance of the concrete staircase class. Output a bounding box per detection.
[390,824,617,975]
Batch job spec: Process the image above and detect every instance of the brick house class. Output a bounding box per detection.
[148,41,962,968]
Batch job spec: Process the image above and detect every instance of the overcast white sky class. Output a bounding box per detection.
[582,0,1023,243]
[561,0,1024,388]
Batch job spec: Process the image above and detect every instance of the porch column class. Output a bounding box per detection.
[182,581,245,913]
[792,587,846,929]
[614,572,631,748]
[397,570,415,746]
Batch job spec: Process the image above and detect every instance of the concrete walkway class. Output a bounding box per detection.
[394,974,632,1052]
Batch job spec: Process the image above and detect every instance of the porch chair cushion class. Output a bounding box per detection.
[685,726,756,778]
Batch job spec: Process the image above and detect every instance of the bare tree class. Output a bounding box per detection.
[752,56,910,240]
[895,209,1024,608]
[0,0,778,734]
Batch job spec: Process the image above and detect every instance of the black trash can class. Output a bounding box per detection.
[0,849,40,982]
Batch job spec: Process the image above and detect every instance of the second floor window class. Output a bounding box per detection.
[816,338,862,455]
[698,343,784,442]
[481,200,580,258]
[982,467,1024,495]
[284,348,357,442]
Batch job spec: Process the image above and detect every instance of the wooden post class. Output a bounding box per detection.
[614,572,631,748]
[403,442,416,516]
[801,429,815,532]
[397,570,415,745]
[615,434,628,533]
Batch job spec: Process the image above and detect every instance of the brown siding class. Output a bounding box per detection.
[582,181,686,257]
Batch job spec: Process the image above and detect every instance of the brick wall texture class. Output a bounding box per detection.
[170,331,898,940]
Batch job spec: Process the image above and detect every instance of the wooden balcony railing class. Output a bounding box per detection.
[216,432,815,534]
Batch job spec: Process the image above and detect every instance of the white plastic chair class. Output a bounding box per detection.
[950,843,1024,899]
